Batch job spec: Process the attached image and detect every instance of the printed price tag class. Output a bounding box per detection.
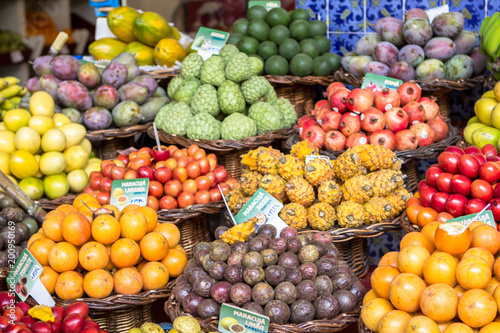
[447,210,496,229]
[7,249,54,305]
[425,5,449,23]
[248,1,281,10]
[234,188,283,226]
[218,303,269,333]
[191,27,229,60]
[110,178,149,210]
[361,73,402,94]
[305,155,332,166]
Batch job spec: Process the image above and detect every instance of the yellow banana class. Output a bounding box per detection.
[8,96,21,107]
[0,85,22,99]
[1,99,15,111]
[3,77,19,87]
[18,87,27,96]
[0,79,6,89]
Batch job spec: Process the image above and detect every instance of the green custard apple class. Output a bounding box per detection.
[221,113,257,140]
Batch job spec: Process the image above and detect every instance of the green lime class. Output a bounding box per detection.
[290,53,314,76]
[258,41,278,60]
[227,33,244,46]
[314,36,332,54]
[248,19,270,42]
[247,5,268,21]
[299,38,319,58]
[279,38,301,60]
[313,55,334,76]
[266,8,291,27]
[269,25,290,45]
[309,20,327,37]
[290,8,310,21]
[237,36,260,55]
[289,19,310,41]
[265,55,289,75]
[233,18,249,35]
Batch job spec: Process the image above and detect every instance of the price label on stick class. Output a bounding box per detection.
[447,208,496,229]
[218,303,270,333]
[248,1,281,10]
[110,178,149,210]
[191,27,229,60]
[361,73,402,94]
[425,5,449,23]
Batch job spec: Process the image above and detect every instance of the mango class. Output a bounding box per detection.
[50,55,80,80]
[403,18,432,46]
[39,74,62,104]
[415,59,445,80]
[444,54,474,80]
[93,85,120,110]
[118,82,149,104]
[432,12,465,39]
[77,63,101,89]
[101,63,128,89]
[57,81,92,111]
[398,44,425,67]
[389,61,415,81]
[33,55,54,76]
[424,37,456,62]
[111,53,140,81]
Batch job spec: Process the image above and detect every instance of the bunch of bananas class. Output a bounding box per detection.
[0,77,26,115]
[479,12,500,75]
[0,30,24,54]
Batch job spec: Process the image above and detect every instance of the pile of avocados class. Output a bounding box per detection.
[229,6,341,77]
[0,192,39,268]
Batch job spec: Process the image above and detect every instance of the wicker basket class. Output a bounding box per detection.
[148,126,294,179]
[88,303,152,333]
[400,210,422,234]
[285,124,460,162]
[358,317,372,333]
[333,238,369,278]
[37,195,76,211]
[165,290,361,333]
[166,214,212,256]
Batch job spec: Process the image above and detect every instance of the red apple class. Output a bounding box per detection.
[436,173,453,193]
[154,167,172,184]
[441,152,461,174]
[18,316,35,328]
[470,179,493,203]
[61,314,84,333]
[479,161,500,184]
[445,194,468,217]
[431,192,449,213]
[213,166,228,183]
[152,146,170,162]
[489,198,500,221]
[420,187,438,207]
[444,146,464,156]
[458,154,481,179]
[209,188,222,202]
[464,146,482,155]
[5,323,28,333]
[418,180,430,194]
[116,154,129,166]
[50,321,61,333]
[83,321,99,330]
[65,303,89,321]
[0,292,14,311]
[451,174,472,197]
[110,166,125,180]
[31,321,53,333]
[51,306,65,323]
[425,166,443,188]
[465,198,487,215]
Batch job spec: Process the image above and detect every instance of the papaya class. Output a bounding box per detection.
[133,12,171,47]
[169,27,181,40]
[107,6,140,43]
[88,38,127,60]
[123,42,155,66]
[154,39,187,67]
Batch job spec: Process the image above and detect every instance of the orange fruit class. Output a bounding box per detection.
[458,289,497,328]
[407,205,424,225]
[73,193,99,210]
[360,298,395,332]
[443,323,474,333]
[377,309,412,333]
[471,225,500,256]
[136,259,149,271]
[485,276,500,295]
[404,316,440,333]
[105,244,115,271]
[110,238,141,268]
[434,222,471,256]
[435,212,454,223]
[406,197,421,207]
[389,273,426,313]
[371,266,401,300]
[113,267,143,295]
[83,269,113,299]
[161,248,187,278]
[102,204,121,219]
[40,266,59,295]
[174,245,186,254]
[468,221,486,231]
[56,204,78,215]
[136,206,158,232]
[140,232,169,261]
[456,258,492,290]
[29,238,55,266]
[153,223,181,249]
[79,241,109,271]
[27,233,45,248]
[436,322,454,332]
[48,242,79,273]
[363,289,379,304]
[379,251,399,268]
[119,211,148,241]
[121,204,141,214]
[419,283,458,323]
[400,232,435,255]
[495,256,500,280]
[454,284,467,298]
[421,221,442,243]
[61,212,91,246]
[422,251,458,287]
[461,247,495,269]
[55,271,84,300]
[397,245,430,278]
[91,214,121,245]
[78,201,101,223]
[42,211,65,242]
[139,261,169,290]
[417,207,438,228]
[479,323,500,333]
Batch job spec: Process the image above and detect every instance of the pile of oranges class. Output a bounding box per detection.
[361,210,500,332]
[27,193,188,300]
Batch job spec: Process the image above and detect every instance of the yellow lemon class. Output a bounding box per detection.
[52,113,71,127]
[67,169,89,193]
[0,122,7,130]
[14,127,41,154]
[0,130,15,154]
[0,152,10,175]
[30,91,55,117]
[18,177,44,200]
[41,128,67,152]
[39,152,67,175]
[28,115,55,135]
[84,162,101,176]
[79,138,92,155]
[9,150,39,179]
[3,109,31,132]
[58,123,86,148]
[63,145,90,173]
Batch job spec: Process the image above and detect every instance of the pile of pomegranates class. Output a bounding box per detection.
[419,144,500,223]
[298,82,450,151]
[83,144,236,210]
[0,291,105,333]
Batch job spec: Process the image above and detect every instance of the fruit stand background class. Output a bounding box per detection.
[297,0,492,264]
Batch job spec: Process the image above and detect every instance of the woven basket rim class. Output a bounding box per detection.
[334,68,488,91]
[85,122,152,142]
[165,283,361,333]
[148,126,294,152]
[285,124,460,163]
[400,209,422,234]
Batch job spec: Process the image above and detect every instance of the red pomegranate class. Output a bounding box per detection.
[385,107,409,132]
[374,88,401,112]
[303,126,326,149]
[427,116,449,142]
[346,133,369,149]
[369,130,396,150]
[312,100,331,120]
[324,130,347,150]
[419,97,440,121]
[402,101,425,125]
[298,115,316,128]
[397,82,421,106]
[324,82,347,101]
[346,88,375,113]
[410,123,435,147]
[329,89,350,113]
[360,107,386,133]
[395,129,418,151]
[321,111,342,132]
[339,112,361,137]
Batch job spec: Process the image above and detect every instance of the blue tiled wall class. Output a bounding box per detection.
[297,0,494,55]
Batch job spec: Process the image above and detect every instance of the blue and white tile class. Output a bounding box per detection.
[296,0,327,19]
[487,0,500,16]
[328,0,365,32]
[328,32,362,54]
[366,0,404,32]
